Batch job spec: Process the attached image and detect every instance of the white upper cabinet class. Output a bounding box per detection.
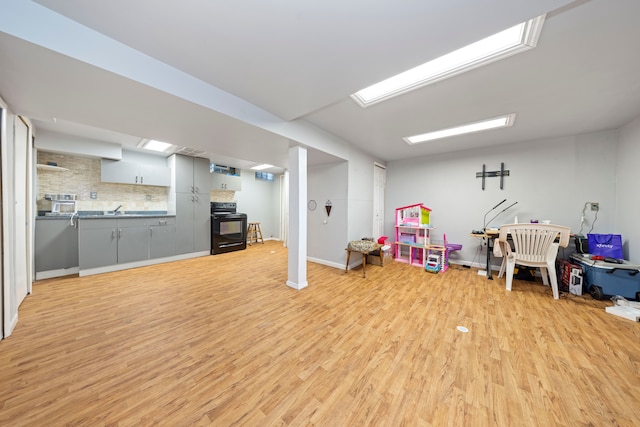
[211,173,242,191]
[211,164,241,191]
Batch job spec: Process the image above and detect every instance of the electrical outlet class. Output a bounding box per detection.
[591,202,599,211]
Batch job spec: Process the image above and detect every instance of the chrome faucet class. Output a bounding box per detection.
[113,204,123,213]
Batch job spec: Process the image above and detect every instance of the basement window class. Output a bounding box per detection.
[255,172,274,182]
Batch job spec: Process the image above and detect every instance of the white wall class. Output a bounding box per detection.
[304,147,382,269]
[234,151,379,269]
[35,129,122,159]
[307,161,348,267]
[616,116,640,262]
[347,147,379,242]
[386,130,619,267]
[234,170,281,241]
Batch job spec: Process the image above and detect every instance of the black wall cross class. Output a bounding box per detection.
[476,163,510,190]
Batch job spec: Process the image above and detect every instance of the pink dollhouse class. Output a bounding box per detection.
[394,203,462,271]
[394,203,432,267]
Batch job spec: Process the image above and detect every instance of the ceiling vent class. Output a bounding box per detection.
[174,146,208,158]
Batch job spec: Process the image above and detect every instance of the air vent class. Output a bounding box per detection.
[174,146,208,157]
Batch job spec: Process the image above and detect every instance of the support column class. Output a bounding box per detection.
[286,146,308,290]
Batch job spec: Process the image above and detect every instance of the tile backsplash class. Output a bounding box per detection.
[210,190,235,202]
[37,152,169,213]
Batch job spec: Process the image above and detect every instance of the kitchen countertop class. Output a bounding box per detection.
[36,211,175,220]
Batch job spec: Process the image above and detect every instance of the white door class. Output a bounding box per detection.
[373,163,386,238]
[1,106,4,337]
[14,116,29,306]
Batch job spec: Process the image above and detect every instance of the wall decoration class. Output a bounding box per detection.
[325,200,332,217]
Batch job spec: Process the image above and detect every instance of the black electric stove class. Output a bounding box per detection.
[211,202,247,254]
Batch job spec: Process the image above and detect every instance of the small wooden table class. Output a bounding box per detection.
[469,229,499,280]
[345,240,383,278]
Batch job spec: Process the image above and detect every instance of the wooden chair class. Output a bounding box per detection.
[498,223,571,299]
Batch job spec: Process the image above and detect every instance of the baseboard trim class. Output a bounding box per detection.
[307,257,345,270]
[79,251,210,277]
[35,267,80,280]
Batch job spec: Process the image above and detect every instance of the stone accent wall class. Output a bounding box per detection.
[210,190,235,202]
[37,152,169,213]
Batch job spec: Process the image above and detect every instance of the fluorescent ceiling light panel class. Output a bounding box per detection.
[144,140,172,152]
[251,164,274,171]
[404,113,516,144]
[352,15,545,107]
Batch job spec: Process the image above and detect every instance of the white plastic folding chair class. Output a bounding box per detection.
[493,240,508,278]
[498,223,571,299]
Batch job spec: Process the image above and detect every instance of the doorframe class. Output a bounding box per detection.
[1,99,8,338]
[16,116,34,298]
[373,162,386,238]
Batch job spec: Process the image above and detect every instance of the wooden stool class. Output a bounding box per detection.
[247,222,264,245]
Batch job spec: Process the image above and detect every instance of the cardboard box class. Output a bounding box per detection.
[368,252,393,267]
[569,268,583,296]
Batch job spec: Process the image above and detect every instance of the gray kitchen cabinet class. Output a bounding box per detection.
[79,217,178,270]
[101,159,134,184]
[174,155,210,193]
[211,172,242,191]
[171,154,211,254]
[116,218,150,264]
[175,192,196,254]
[79,218,118,269]
[193,157,211,193]
[175,192,210,254]
[35,218,79,274]
[150,217,176,259]
[101,159,171,186]
[139,163,171,186]
[193,193,211,251]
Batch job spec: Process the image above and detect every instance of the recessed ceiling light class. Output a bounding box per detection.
[143,140,172,152]
[251,164,274,171]
[352,15,545,107]
[404,113,516,144]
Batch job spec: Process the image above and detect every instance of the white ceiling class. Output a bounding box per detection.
[1,0,640,171]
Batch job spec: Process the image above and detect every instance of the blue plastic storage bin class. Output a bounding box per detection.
[570,253,640,301]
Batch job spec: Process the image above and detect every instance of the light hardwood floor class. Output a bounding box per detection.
[1,241,639,426]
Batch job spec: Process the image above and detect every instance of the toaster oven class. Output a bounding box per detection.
[43,194,77,215]
[51,200,77,215]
